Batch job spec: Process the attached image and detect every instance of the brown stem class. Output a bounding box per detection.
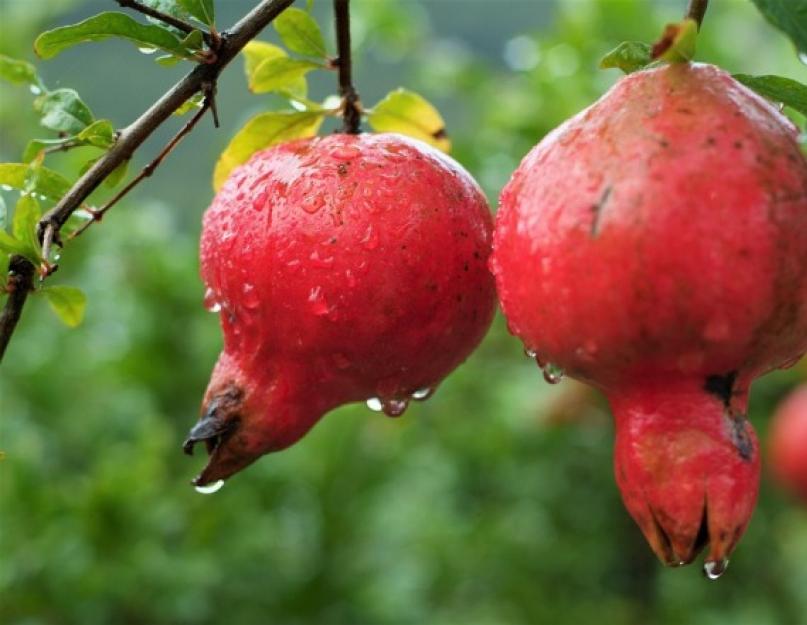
[116,0,212,45]
[70,98,212,239]
[0,257,35,363]
[0,0,296,364]
[333,0,361,134]
[686,0,709,29]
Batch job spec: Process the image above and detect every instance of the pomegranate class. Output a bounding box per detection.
[769,384,807,504]
[491,63,807,571]
[185,133,495,487]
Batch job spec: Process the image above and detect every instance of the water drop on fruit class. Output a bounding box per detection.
[195,479,224,495]
[523,347,537,358]
[307,286,330,316]
[382,398,408,417]
[411,387,433,401]
[203,287,222,313]
[542,363,564,384]
[703,558,728,580]
[242,283,259,309]
[331,145,361,161]
[302,195,325,214]
[366,397,383,412]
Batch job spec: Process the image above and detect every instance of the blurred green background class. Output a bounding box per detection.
[2,1,807,624]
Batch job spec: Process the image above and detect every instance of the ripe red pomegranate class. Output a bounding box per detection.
[185,133,495,487]
[491,63,807,572]
[769,384,807,504]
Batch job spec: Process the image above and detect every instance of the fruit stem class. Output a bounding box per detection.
[333,0,362,134]
[685,0,709,29]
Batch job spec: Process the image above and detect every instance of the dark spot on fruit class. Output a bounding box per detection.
[677,107,694,115]
[658,139,670,148]
[704,371,737,407]
[337,163,349,176]
[590,185,612,237]
[432,128,448,140]
[734,141,743,149]
[728,414,754,462]
[463,262,469,272]
[705,137,716,146]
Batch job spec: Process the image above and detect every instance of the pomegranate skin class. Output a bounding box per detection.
[188,133,495,485]
[769,385,807,504]
[492,63,807,568]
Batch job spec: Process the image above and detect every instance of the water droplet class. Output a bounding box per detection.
[309,249,334,268]
[332,145,361,161]
[542,363,565,384]
[302,195,325,214]
[345,269,357,288]
[799,52,807,66]
[523,347,537,358]
[366,397,383,412]
[29,85,41,95]
[382,398,409,417]
[308,286,330,316]
[703,558,728,580]
[138,46,158,55]
[195,479,224,495]
[0,184,12,191]
[251,190,269,211]
[411,387,433,401]
[361,224,379,250]
[203,287,221,313]
[241,283,259,309]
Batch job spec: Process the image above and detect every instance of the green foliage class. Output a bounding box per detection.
[40,284,87,327]
[599,41,652,74]
[0,163,71,200]
[11,194,43,263]
[751,0,807,54]
[733,74,807,117]
[178,0,215,27]
[368,88,451,153]
[242,40,311,97]
[34,88,95,134]
[34,12,203,60]
[274,7,327,58]
[0,54,40,86]
[213,111,325,190]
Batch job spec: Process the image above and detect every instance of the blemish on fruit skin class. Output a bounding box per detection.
[590,185,612,237]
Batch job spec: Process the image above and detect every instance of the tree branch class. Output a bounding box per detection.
[0,0,296,364]
[116,0,212,45]
[686,0,709,29]
[333,0,361,134]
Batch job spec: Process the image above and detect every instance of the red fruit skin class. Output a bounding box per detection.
[492,63,807,567]
[189,133,495,484]
[769,385,807,504]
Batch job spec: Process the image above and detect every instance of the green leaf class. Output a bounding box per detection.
[40,285,87,327]
[0,230,28,257]
[733,74,807,117]
[213,110,325,191]
[368,88,451,153]
[179,29,205,54]
[599,42,653,74]
[0,54,39,86]
[651,18,698,63]
[34,12,192,60]
[0,163,71,200]
[174,93,204,115]
[242,41,309,98]
[750,0,807,55]
[0,194,6,230]
[248,57,317,97]
[12,194,43,262]
[0,250,9,290]
[77,119,116,149]
[274,8,327,58]
[178,0,215,26]
[34,89,95,134]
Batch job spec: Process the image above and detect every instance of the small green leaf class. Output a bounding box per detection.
[34,12,192,60]
[155,53,184,66]
[0,250,9,290]
[12,194,43,262]
[242,42,309,98]
[274,8,327,58]
[41,285,87,327]
[651,18,698,64]
[213,110,325,191]
[0,163,71,200]
[733,74,807,118]
[77,119,116,148]
[248,57,318,97]
[178,0,215,26]
[600,42,653,74]
[750,0,807,55]
[179,29,205,54]
[368,88,451,153]
[0,230,28,257]
[0,54,39,86]
[174,93,205,115]
[105,159,129,188]
[34,89,95,134]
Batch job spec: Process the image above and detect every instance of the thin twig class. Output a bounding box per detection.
[71,99,211,239]
[333,0,361,134]
[0,258,35,361]
[686,0,709,29]
[43,140,82,155]
[0,0,296,363]
[116,0,212,46]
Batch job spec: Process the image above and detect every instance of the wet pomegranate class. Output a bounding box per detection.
[492,63,807,572]
[769,384,807,504]
[185,133,495,487]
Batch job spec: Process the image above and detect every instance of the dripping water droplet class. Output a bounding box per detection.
[241,283,259,309]
[542,363,565,385]
[799,52,807,66]
[203,287,221,313]
[703,558,728,580]
[138,46,158,54]
[195,479,224,495]
[411,387,433,401]
[29,85,41,95]
[360,224,379,250]
[331,145,361,161]
[366,397,383,412]
[523,347,537,358]
[382,398,409,417]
